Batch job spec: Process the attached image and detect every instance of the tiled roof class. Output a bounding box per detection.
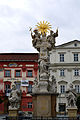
[0,53,38,61]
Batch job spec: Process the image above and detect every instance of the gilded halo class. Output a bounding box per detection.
[36,21,52,35]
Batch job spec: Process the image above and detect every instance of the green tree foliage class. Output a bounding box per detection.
[76,96,80,112]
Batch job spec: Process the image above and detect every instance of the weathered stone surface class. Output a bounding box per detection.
[8,84,21,110]
[32,93,57,117]
[30,23,58,117]
[66,83,77,107]
[30,27,58,93]
[67,107,77,117]
[9,109,18,117]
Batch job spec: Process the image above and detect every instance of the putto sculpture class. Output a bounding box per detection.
[30,21,58,93]
[8,83,21,109]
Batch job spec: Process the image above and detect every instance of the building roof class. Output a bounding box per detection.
[0,53,38,61]
[56,40,80,48]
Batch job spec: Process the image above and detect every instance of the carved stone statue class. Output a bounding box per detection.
[32,77,39,93]
[48,76,57,93]
[30,22,58,93]
[47,29,58,49]
[66,83,77,107]
[39,58,50,80]
[8,84,21,109]
[30,29,41,49]
[67,91,77,107]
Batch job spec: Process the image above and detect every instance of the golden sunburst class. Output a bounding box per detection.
[36,21,52,35]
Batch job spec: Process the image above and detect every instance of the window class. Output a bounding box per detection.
[27,70,33,77]
[28,84,32,93]
[74,69,79,76]
[74,43,77,47]
[5,70,11,77]
[59,103,66,112]
[75,85,80,93]
[15,70,21,77]
[74,53,78,61]
[28,102,32,108]
[60,54,64,62]
[60,69,64,76]
[5,84,11,96]
[60,85,65,93]
[5,84,10,90]
[15,82,21,90]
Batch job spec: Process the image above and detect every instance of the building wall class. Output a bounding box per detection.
[0,54,38,114]
[50,40,80,114]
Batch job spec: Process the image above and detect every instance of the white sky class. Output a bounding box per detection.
[0,0,80,53]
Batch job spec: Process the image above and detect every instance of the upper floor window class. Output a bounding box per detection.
[5,70,11,77]
[60,69,64,76]
[5,84,10,90]
[27,70,33,77]
[75,85,80,93]
[74,69,79,76]
[28,84,32,93]
[60,85,65,93]
[74,53,78,61]
[60,54,64,62]
[14,81,21,90]
[5,84,11,95]
[28,102,32,108]
[74,43,77,47]
[15,70,21,77]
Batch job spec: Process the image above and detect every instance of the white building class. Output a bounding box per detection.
[50,40,80,114]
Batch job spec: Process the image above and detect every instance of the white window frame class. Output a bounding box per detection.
[60,54,64,62]
[74,69,79,76]
[74,53,78,61]
[60,85,65,93]
[75,85,80,93]
[60,69,64,76]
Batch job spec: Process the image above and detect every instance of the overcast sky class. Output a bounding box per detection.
[0,0,80,53]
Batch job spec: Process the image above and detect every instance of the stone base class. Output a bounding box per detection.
[32,93,58,117]
[67,107,77,117]
[9,109,18,117]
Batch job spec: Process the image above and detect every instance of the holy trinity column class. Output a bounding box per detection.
[30,21,58,93]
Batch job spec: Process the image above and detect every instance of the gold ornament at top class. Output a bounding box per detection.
[36,21,52,35]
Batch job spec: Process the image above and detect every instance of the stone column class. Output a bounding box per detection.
[30,21,58,117]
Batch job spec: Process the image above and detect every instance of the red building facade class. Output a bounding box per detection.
[0,53,38,114]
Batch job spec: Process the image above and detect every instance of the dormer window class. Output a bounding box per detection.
[74,43,77,47]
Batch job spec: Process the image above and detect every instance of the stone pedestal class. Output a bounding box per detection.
[67,107,77,117]
[32,93,57,117]
[9,109,18,117]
